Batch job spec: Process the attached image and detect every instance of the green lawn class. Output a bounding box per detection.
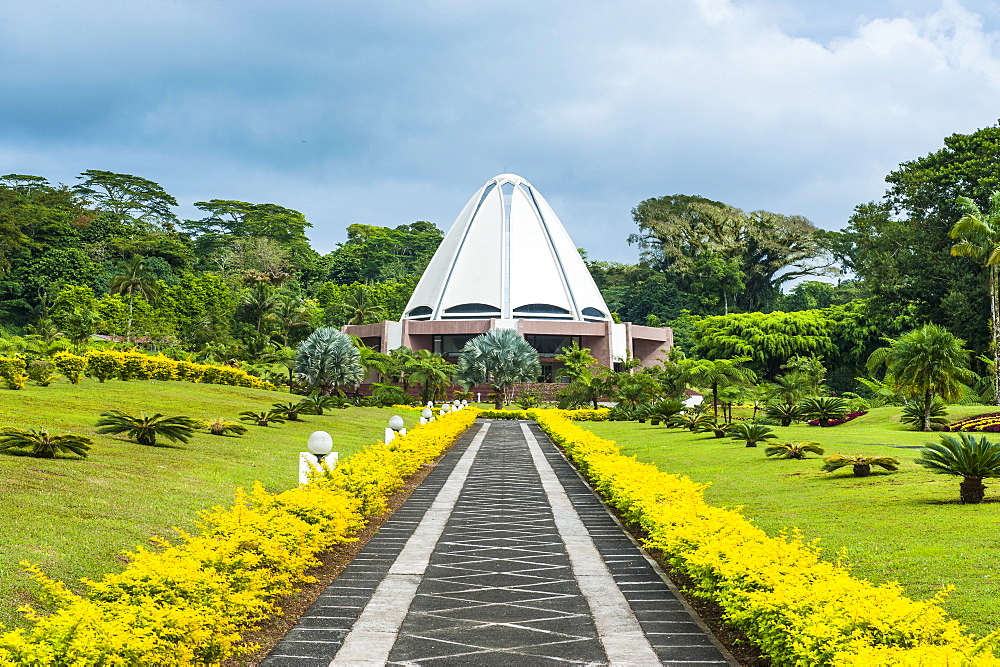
[0,379,409,630]
[581,406,1000,639]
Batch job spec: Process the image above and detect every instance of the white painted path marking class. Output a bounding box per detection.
[329,422,491,666]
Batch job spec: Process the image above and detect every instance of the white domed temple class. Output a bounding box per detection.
[343,174,672,382]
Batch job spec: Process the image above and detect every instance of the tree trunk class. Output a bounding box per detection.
[992,264,1000,406]
[922,391,933,432]
[852,463,871,477]
[960,476,986,504]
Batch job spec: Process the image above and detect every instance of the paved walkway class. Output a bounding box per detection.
[264,420,733,666]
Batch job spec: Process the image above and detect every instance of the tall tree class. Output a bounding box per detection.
[295,327,363,395]
[629,195,834,312]
[74,170,178,230]
[949,192,1000,405]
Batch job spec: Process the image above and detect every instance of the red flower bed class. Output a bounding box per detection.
[807,411,868,427]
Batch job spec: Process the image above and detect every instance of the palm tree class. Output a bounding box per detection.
[241,283,279,335]
[915,432,1000,503]
[109,256,160,343]
[0,428,92,458]
[342,286,386,325]
[799,396,849,427]
[555,341,598,382]
[822,454,899,477]
[868,324,973,431]
[96,410,198,446]
[272,401,313,421]
[765,441,825,459]
[200,418,248,437]
[727,422,777,447]
[683,357,756,419]
[266,296,312,346]
[300,392,345,415]
[406,350,456,404]
[295,327,364,395]
[455,328,540,408]
[950,192,1000,405]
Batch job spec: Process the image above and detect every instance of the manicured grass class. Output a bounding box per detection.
[0,379,411,630]
[582,406,1000,638]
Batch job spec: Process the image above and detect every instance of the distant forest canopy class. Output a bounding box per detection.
[2,121,1000,391]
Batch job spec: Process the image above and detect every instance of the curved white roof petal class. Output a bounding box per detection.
[403,174,610,322]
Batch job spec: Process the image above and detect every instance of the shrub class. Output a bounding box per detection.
[799,396,849,427]
[52,351,87,384]
[0,357,28,390]
[96,411,199,447]
[764,401,804,427]
[806,410,868,427]
[727,422,777,447]
[0,428,92,458]
[85,350,120,383]
[822,454,900,477]
[528,410,995,664]
[239,410,286,427]
[514,390,543,409]
[900,399,950,430]
[914,432,1000,504]
[26,359,58,386]
[765,441,825,459]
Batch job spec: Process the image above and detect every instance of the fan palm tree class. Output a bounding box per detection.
[295,327,364,395]
[727,422,777,447]
[799,396,849,427]
[765,441,825,459]
[822,454,899,477]
[0,428,92,458]
[109,256,160,343]
[915,432,1000,503]
[868,324,973,431]
[950,192,1000,405]
[455,328,540,408]
[200,418,248,437]
[96,410,198,446]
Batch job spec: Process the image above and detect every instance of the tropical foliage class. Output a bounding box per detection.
[0,428,92,458]
[727,421,777,447]
[914,432,1000,504]
[822,454,900,477]
[765,441,825,459]
[455,328,540,408]
[95,410,199,447]
[295,327,364,396]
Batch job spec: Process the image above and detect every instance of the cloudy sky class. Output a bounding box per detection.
[3,0,1000,263]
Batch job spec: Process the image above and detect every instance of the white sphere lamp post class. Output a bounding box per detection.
[420,407,433,425]
[385,415,407,445]
[300,430,337,484]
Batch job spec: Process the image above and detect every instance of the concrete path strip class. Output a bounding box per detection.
[329,422,491,666]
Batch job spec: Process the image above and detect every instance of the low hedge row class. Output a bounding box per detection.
[479,407,610,421]
[529,409,1000,665]
[0,408,478,665]
[0,350,275,391]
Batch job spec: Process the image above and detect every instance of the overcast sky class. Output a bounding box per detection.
[3,0,1000,263]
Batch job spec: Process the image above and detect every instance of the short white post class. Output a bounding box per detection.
[476,392,481,402]
[300,430,336,484]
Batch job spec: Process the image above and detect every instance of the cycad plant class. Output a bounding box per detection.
[96,411,198,447]
[239,410,286,427]
[914,432,1000,503]
[799,396,848,427]
[822,454,900,477]
[299,393,346,415]
[727,422,777,448]
[900,398,950,430]
[272,401,313,421]
[0,428,92,458]
[764,402,805,427]
[765,441,825,459]
[648,399,685,424]
[201,418,248,437]
[667,411,715,432]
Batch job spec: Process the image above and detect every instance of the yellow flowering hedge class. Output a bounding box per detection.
[82,350,275,391]
[0,357,28,390]
[0,408,478,665]
[528,409,1000,666]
